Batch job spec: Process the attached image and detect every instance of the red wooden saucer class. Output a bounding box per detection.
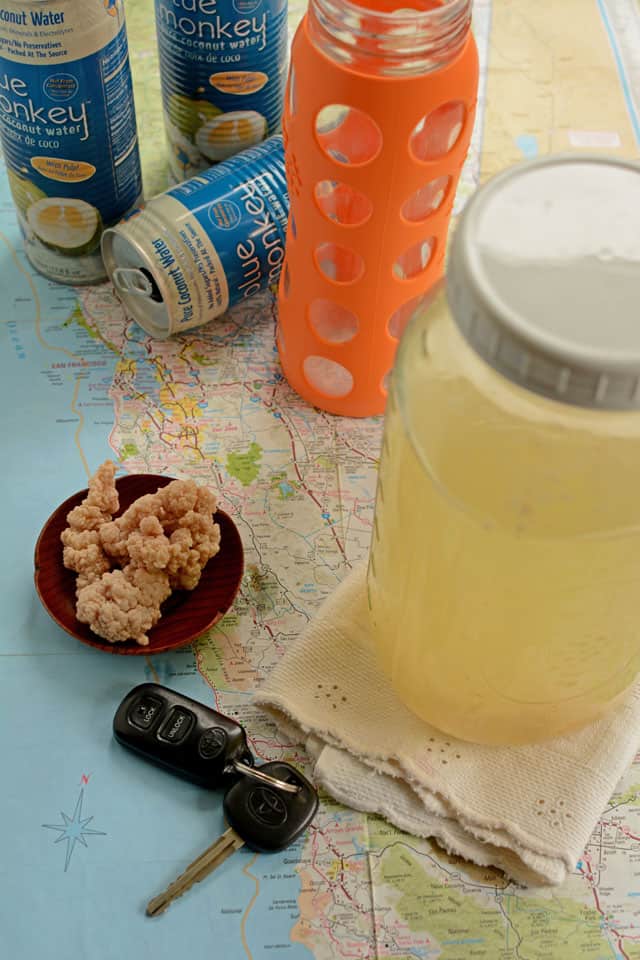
[34,474,244,655]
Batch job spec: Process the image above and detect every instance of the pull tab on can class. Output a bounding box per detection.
[112,267,156,299]
[101,222,175,339]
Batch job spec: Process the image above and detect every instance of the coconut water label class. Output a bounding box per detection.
[0,0,142,283]
[155,0,288,182]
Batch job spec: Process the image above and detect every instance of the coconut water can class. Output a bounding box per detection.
[154,0,288,183]
[102,136,288,338]
[0,0,142,284]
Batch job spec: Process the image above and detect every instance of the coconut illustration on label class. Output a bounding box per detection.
[195,110,267,162]
[27,198,102,257]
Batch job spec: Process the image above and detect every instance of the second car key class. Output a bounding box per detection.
[113,683,299,793]
[146,761,319,917]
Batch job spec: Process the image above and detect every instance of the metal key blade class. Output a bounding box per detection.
[146,827,245,918]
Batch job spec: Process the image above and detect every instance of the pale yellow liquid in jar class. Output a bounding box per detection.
[368,293,640,744]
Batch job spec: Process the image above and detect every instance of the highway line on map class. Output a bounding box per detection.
[240,853,260,960]
[145,656,160,683]
[70,375,89,479]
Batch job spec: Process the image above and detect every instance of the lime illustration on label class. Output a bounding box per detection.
[7,169,46,214]
[168,93,221,138]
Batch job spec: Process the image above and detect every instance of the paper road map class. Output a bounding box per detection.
[1,1,640,958]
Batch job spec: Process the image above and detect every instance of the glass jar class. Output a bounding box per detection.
[367,155,640,745]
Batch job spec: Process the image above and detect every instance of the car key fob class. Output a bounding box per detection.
[113,683,254,788]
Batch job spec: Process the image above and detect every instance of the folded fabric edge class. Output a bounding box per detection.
[255,694,569,888]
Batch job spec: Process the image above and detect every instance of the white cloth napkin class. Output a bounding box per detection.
[255,566,640,887]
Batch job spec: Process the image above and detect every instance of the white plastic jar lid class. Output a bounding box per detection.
[448,154,640,409]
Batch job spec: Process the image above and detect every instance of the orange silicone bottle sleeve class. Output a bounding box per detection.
[277,14,479,417]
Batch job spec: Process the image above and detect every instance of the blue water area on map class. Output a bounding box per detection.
[0,231,118,659]
[0,650,272,957]
[0,180,313,959]
[0,636,315,958]
[515,134,540,158]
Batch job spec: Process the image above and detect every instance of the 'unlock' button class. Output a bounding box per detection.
[157,707,194,745]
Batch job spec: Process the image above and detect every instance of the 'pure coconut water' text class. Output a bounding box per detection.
[0,0,142,284]
[155,0,288,182]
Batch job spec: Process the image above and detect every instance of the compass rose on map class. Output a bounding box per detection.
[42,787,106,872]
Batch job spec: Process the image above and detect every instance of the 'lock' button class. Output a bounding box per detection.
[128,695,163,731]
[157,707,194,745]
